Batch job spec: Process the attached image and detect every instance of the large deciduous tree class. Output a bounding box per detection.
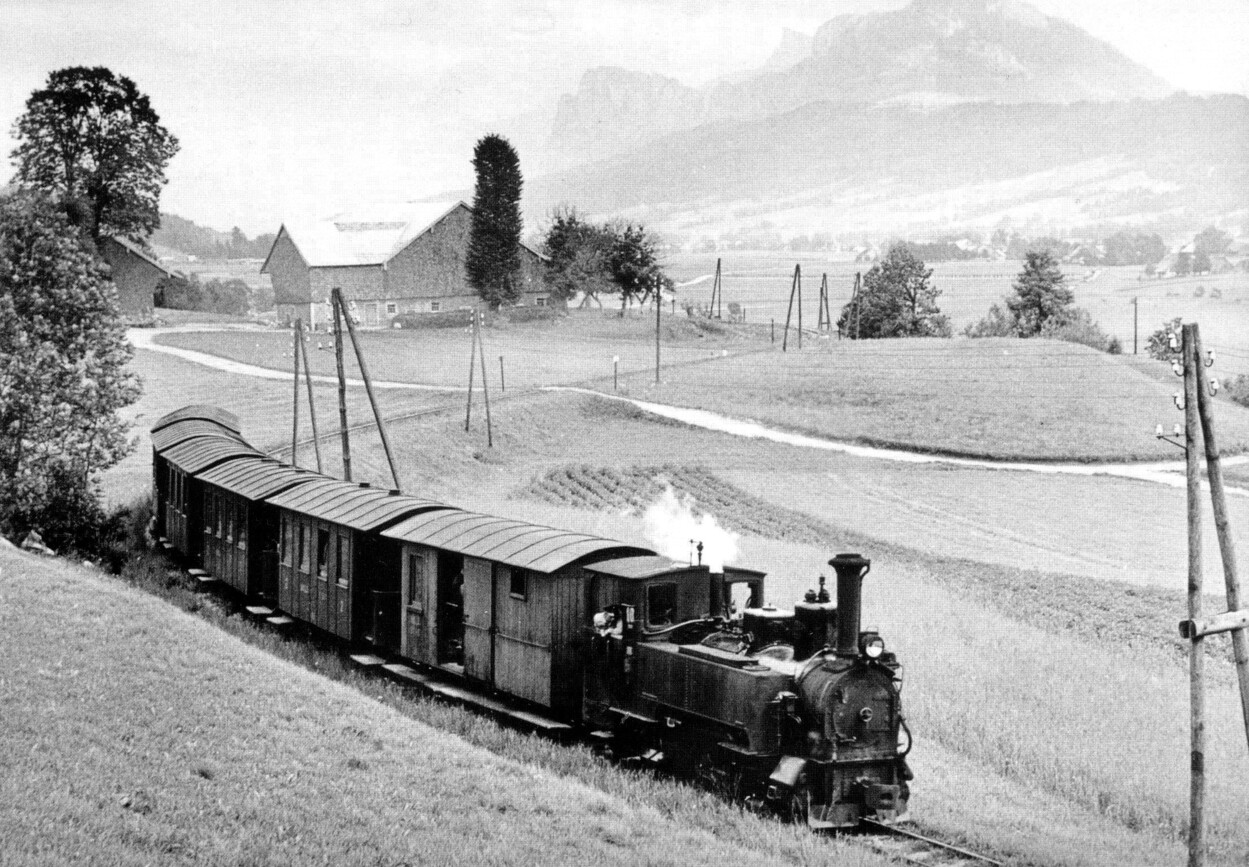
[466,134,523,309]
[837,243,950,338]
[542,208,615,306]
[1006,250,1073,337]
[11,66,179,244]
[0,192,141,550]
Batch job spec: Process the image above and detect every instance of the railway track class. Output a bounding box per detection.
[861,818,1005,866]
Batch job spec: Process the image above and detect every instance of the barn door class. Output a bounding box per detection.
[461,557,494,684]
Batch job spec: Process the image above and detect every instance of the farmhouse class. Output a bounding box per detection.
[100,236,183,317]
[262,201,552,329]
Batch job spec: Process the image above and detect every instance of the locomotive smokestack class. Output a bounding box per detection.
[829,553,871,654]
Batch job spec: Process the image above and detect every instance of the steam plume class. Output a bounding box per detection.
[642,484,739,572]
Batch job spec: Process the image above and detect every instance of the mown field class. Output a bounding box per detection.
[150,315,1249,461]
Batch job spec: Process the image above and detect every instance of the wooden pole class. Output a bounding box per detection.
[796,264,803,350]
[655,278,661,384]
[464,311,478,431]
[1192,326,1249,752]
[291,319,301,466]
[714,258,722,319]
[499,355,505,392]
[332,296,351,482]
[296,320,323,473]
[477,313,493,448]
[854,272,862,340]
[335,288,402,491]
[1132,296,1139,355]
[1182,322,1205,867]
[818,273,831,330]
[782,265,798,352]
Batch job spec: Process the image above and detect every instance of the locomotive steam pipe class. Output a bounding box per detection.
[829,553,871,655]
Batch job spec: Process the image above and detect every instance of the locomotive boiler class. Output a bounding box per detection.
[584,552,911,829]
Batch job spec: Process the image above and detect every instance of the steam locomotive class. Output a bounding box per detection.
[151,405,910,829]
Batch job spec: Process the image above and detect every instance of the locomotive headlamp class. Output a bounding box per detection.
[861,634,885,659]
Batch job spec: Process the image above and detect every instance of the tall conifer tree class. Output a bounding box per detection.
[466,135,523,309]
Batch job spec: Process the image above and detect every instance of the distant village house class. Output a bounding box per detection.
[262,201,551,329]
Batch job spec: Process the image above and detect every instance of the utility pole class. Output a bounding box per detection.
[851,272,862,340]
[291,319,301,466]
[818,273,832,331]
[1132,296,1139,355]
[1187,327,1249,752]
[465,311,478,431]
[332,294,352,482]
[295,319,323,473]
[782,264,802,351]
[709,258,722,319]
[477,313,493,448]
[655,276,661,384]
[1181,322,1205,867]
[334,288,402,489]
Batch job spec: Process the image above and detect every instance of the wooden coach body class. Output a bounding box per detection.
[196,459,316,600]
[267,479,449,643]
[156,437,262,563]
[382,511,650,719]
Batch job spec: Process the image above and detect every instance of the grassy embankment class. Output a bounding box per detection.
[0,544,890,867]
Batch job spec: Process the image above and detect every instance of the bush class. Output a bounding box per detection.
[964,303,1018,337]
[1225,374,1249,409]
[1039,306,1115,352]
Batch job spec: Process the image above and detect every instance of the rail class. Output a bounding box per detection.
[860,818,1005,866]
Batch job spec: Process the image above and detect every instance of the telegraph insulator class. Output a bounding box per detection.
[612,355,620,364]
[1210,377,1220,395]
[1205,350,1216,367]
[1168,332,1179,351]
[1173,392,1184,411]
[1155,423,1164,438]
[1174,423,1182,437]
[1171,361,1183,377]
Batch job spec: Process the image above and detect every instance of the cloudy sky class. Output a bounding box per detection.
[2,0,1245,234]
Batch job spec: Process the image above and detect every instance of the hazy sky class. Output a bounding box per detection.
[2,0,1245,234]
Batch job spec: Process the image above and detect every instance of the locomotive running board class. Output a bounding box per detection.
[381,663,572,735]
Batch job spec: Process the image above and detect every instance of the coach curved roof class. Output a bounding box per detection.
[265,477,449,532]
[151,418,246,453]
[152,405,241,435]
[162,436,264,474]
[197,458,317,501]
[381,510,653,574]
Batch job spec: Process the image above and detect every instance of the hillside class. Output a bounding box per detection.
[527,93,1249,238]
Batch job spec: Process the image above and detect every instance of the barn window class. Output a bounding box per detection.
[317,528,330,578]
[336,534,347,587]
[297,524,307,572]
[386,302,397,315]
[407,552,424,610]
[430,301,441,312]
[647,583,678,628]
[535,296,547,307]
[509,569,527,601]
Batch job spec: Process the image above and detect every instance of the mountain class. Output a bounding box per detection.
[151,213,275,260]
[525,94,1248,240]
[546,0,1173,167]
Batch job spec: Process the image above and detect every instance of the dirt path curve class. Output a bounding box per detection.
[544,386,1249,495]
[128,326,464,392]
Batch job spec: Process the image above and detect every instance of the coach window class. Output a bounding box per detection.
[205,495,215,537]
[236,505,247,550]
[224,501,233,543]
[407,552,424,610]
[297,524,307,572]
[335,534,347,587]
[280,519,289,564]
[509,568,527,601]
[647,582,677,629]
[316,528,330,579]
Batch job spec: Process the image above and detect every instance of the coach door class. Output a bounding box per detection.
[461,557,494,685]
[436,551,465,669]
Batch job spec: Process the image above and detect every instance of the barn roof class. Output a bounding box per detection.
[266,477,449,532]
[103,237,185,280]
[262,201,547,272]
[151,418,246,453]
[161,436,264,474]
[381,510,652,574]
[152,405,242,435]
[197,458,318,501]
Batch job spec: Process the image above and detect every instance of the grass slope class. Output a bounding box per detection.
[0,546,890,867]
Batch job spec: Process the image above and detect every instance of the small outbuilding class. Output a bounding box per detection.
[100,236,183,318]
[261,201,553,329]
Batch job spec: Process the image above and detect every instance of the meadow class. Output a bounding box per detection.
[62,310,1249,866]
